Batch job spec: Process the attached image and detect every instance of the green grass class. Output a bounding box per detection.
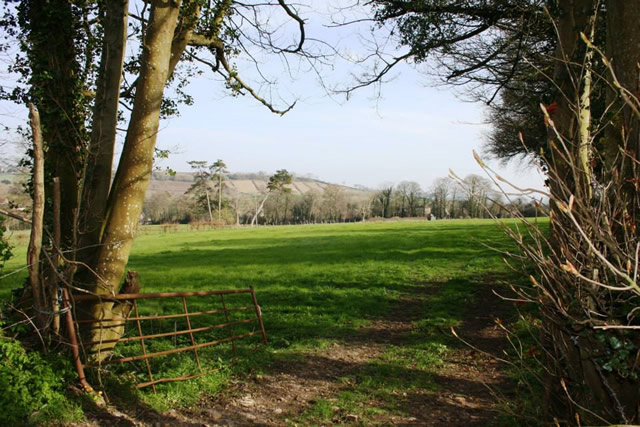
[0,219,535,422]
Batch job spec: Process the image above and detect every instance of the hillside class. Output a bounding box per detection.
[146,171,370,198]
[0,171,372,206]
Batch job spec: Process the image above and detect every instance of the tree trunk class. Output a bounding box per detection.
[27,104,46,330]
[205,188,214,222]
[22,0,86,252]
[77,0,128,269]
[577,11,596,200]
[605,0,640,162]
[547,0,595,201]
[86,0,183,359]
[251,192,270,226]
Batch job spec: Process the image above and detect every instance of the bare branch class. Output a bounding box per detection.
[276,0,305,53]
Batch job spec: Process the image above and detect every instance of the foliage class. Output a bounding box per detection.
[160,173,537,225]
[211,159,228,221]
[363,0,559,161]
[251,169,293,225]
[0,215,12,273]
[463,88,639,422]
[185,160,215,219]
[376,186,393,218]
[0,334,84,424]
[266,169,293,193]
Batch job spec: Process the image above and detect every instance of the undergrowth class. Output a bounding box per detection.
[0,327,85,425]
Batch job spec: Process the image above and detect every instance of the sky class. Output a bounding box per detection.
[154,69,545,191]
[0,1,546,193]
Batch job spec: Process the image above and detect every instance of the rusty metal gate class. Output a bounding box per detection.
[63,288,267,391]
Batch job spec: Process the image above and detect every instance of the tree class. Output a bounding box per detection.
[350,1,570,163]
[211,159,228,222]
[394,182,408,217]
[185,160,214,221]
[461,174,493,218]
[430,177,452,219]
[364,0,640,422]
[321,185,346,222]
[3,0,316,358]
[143,191,194,224]
[292,191,318,224]
[396,181,422,217]
[251,169,293,226]
[404,181,422,217]
[229,195,245,226]
[376,186,393,218]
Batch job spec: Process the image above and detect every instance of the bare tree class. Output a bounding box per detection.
[460,174,493,218]
[430,177,452,219]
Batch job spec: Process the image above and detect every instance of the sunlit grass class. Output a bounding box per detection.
[0,219,541,418]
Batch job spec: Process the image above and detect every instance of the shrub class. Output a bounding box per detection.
[0,335,84,424]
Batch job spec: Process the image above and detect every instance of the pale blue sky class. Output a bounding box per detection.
[153,57,545,191]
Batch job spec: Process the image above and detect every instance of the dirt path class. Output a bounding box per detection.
[184,282,512,426]
[85,281,514,426]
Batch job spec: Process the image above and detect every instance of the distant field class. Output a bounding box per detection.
[0,219,538,420]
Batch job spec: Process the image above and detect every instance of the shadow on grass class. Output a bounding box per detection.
[282,349,506,425]
[78,375,204,427]
[130,227,501,269]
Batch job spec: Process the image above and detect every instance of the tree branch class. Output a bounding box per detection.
[276,0,305,53]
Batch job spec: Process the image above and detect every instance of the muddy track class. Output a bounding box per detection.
[84,281,515,426]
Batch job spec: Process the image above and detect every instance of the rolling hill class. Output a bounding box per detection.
[0,170,372,206]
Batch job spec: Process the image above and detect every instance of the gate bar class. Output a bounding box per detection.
[220,294,237,357]
[250,287,268,345]
[86,331,261,366]
[133,300,156,392]
[182,296,201,370]
[75,305,253,324]
[84,317,258,346]
[73,289,253,301]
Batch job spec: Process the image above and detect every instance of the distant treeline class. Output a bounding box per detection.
[142,173,545,226]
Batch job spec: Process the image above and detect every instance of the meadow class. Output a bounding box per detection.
[0,219,532,424]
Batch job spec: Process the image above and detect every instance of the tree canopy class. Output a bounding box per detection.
[359,1,562,161]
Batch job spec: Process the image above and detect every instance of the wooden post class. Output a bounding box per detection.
[62,287,92,392]
[51,177,62,335]
[27,103,46,331]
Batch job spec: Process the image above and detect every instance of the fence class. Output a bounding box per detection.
[63,288,267,392]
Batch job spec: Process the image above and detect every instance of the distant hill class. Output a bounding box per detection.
[147,170,371,198]
[0,170,372,205]
[0,172,27,203]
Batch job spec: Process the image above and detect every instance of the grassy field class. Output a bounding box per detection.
[0,219,531,423]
